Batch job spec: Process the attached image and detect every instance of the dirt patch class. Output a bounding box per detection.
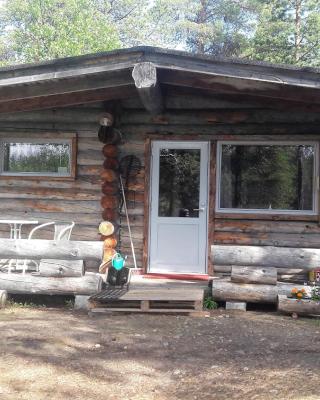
[0,307,319,400]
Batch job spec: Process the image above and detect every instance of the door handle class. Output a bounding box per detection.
[193,208,205,212]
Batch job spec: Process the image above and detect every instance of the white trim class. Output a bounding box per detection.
[0,138,73,177]
[148,140,210,274]
[216,140,319,215]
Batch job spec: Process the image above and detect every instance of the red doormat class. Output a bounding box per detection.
[142,273,210,281]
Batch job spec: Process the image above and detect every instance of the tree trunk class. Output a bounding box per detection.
[38,259,84,277]
[0,272,102,295]
[278,295,320,316]
[231,266,277,285]
[0,290,7,308]
[294,0,302,63]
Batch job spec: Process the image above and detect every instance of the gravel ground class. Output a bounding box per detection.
[0,306,319,400]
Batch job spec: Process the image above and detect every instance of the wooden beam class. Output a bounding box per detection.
[132,62,164,115]
[0,239,103,261]
[0,70,133,103]
[160,69,320,105]
[0,85,136,113]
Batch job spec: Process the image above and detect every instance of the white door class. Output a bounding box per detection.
[149,141,209,274]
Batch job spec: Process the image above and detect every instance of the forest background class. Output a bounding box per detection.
[0,0,319,67]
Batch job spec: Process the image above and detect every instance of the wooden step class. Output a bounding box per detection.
[89,287,205,315]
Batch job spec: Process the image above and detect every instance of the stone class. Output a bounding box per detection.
[226,302,247,311]
[74,295,91,311]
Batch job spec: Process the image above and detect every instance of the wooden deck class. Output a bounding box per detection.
[89,275,209,316]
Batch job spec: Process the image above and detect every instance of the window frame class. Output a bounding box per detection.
[0,136,77,180]
[216,140,319,215]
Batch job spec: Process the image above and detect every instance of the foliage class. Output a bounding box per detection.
[0,0,120,64]
[291,287,307,299]
[0,0,320,66]
[247,0,320,66]
[311,286,320,301]
[203,296,218,310]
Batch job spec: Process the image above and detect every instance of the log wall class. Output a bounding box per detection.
[117,91,320,279]
[0,104,105,246]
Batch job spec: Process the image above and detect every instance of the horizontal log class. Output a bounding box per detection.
[278,295,320,316]
[215,220,320,234]
[213,231,320,248]
[0,212,102,227]
[100,196,119,209]
[212,245,320,270]
[214,264,306,276]
[120,123,320,136]
[0,187,100,201]
[77,150,104,165]
[38,259,84,277]
[0,272,102,295]
[101,182,119,195]
[231,266,277,285]
[121,109,320,125]
[212,279,278,303]
[0,239,103,261]
[0,199,102,213]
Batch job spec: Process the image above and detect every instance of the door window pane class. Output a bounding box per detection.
[219,144,315,211]
[158,148,200,217]
[2,142,71,176]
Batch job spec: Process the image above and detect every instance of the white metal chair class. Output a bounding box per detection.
[20,221,75,274]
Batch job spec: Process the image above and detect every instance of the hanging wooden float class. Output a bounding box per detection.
[101,181,118,195]
[103,247,117,264]
[102,208,118,221]
[102,144,118,158]
[100,169,118,182]
[98,221,115,236]
[100,195,118,209]
[103,235,118,249]
[103,158,119,170]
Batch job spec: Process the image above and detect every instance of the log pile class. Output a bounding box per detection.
[0,239,104,295]
[212,245,317,283]
[278,294,320,316]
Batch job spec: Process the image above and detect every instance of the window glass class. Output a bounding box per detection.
[2,142,71,176]
[158,148,200,217]
[219,143,315,212]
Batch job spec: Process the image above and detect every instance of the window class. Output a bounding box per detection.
[0,138,75,178]
[217,142,318,214]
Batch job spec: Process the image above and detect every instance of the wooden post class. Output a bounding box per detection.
[132,62,164,115]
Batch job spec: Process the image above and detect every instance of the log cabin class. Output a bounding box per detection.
[0,46,320,282]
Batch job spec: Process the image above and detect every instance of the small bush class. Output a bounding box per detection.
[203,297,218,310]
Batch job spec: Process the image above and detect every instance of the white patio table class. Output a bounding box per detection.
[0,219,39,239]
[0,220,39,273]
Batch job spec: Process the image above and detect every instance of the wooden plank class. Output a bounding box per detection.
[142,138,150,272]
[0,239,103,260]
[208,141,216,276]
[119,288,204,301]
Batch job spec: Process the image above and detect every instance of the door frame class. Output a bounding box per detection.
[144,137,211,275]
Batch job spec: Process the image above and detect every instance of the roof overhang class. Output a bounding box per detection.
[0,46,319,114]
